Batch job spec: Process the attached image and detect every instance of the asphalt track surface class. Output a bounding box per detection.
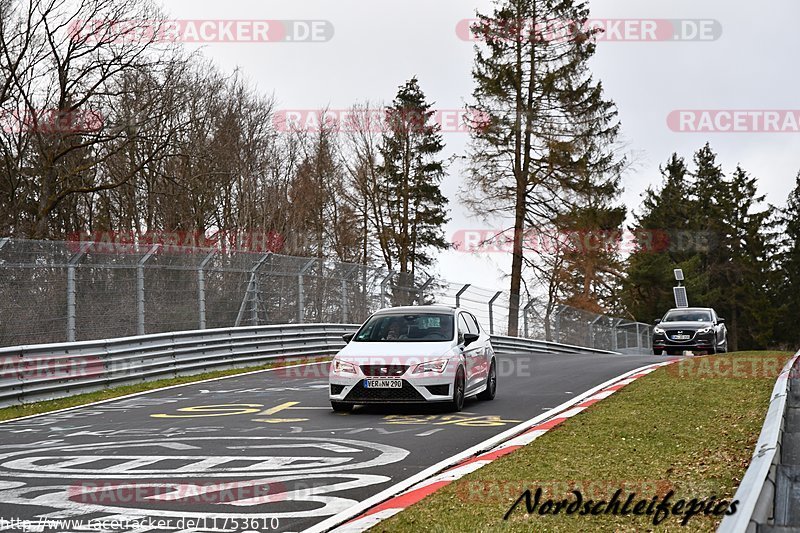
[0,351,666,533]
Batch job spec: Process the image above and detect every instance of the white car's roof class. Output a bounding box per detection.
[373,305,457,315]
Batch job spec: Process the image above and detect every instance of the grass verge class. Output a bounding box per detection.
[0,356,330,422]
[373,351,794,533]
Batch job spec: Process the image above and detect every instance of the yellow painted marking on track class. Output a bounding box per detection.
[259,402,300,415]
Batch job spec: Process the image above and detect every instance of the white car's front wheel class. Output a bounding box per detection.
[477,359,497,401]
[448,367,465,412]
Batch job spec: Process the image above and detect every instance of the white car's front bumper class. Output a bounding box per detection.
[329,362,456,404]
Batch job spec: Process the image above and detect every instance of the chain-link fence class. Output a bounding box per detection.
[0,238,652,352]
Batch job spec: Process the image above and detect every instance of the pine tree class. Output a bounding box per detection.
[375,77,449,305]
[464,0,624,335]
[622,153,697,322]
[624,146,776,350]
[776,171,800,348]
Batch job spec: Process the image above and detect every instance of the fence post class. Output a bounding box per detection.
[380,271,394,308]
[136,244,160,336]
[235,253,270,327]
[488,291,503,335]
[198,249,216,330]
[297,259,315,323]
[611,318,623,351]
[589,315,603,349]
[66,242,91,342]
[341,264,360,324]
[455,284,471,308]
[416,276,434,304]
[523,300,535,338]
[553,305,563,344]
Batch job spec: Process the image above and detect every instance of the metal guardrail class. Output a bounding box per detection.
[489,335,619,356]
[717,350,800,533]
[0,324,360,408]
[0,325,620,408]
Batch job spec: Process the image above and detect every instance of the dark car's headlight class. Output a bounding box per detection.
[653,326,666,335]
[697,327,714,334]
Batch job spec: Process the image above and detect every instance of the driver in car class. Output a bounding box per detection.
[385,319,407,340]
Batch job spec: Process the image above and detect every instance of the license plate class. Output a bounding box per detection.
[672,335,691,340]
[364,379,402,389]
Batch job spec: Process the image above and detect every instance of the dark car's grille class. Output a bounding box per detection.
[665,330,697,342]
[344,380,425,402]
[425,384,450,396]
[330,384,345,395]
[360,365,409,377]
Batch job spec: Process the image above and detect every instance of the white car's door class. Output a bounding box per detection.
[466,312,490,386]
[458,312,483,392]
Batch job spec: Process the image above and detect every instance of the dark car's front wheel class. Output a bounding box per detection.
[707,337,718,355]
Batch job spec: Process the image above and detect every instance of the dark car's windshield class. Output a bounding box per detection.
[662,310,712,323]
[353,313,454,342]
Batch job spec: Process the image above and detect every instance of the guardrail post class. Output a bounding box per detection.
[380,271,394,308]
[488,291,503,335]
[455,284,471,308]
[198,249,216,330]
[67,242,92,342]
[297,259,315,323]
[137,244,160,336]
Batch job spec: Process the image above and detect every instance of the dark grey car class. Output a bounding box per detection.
[652,307,728,355]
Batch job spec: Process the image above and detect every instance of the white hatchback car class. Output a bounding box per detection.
[329,305,497,412]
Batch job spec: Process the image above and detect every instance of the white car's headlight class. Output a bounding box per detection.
[332,359,357,374]
[413,359,449,374]
[654,326,666,334]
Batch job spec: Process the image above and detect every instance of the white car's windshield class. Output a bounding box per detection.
[354,313,454,342]
[663,310,712,322]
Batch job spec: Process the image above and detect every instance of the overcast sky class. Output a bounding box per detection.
[159,0,800,291]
